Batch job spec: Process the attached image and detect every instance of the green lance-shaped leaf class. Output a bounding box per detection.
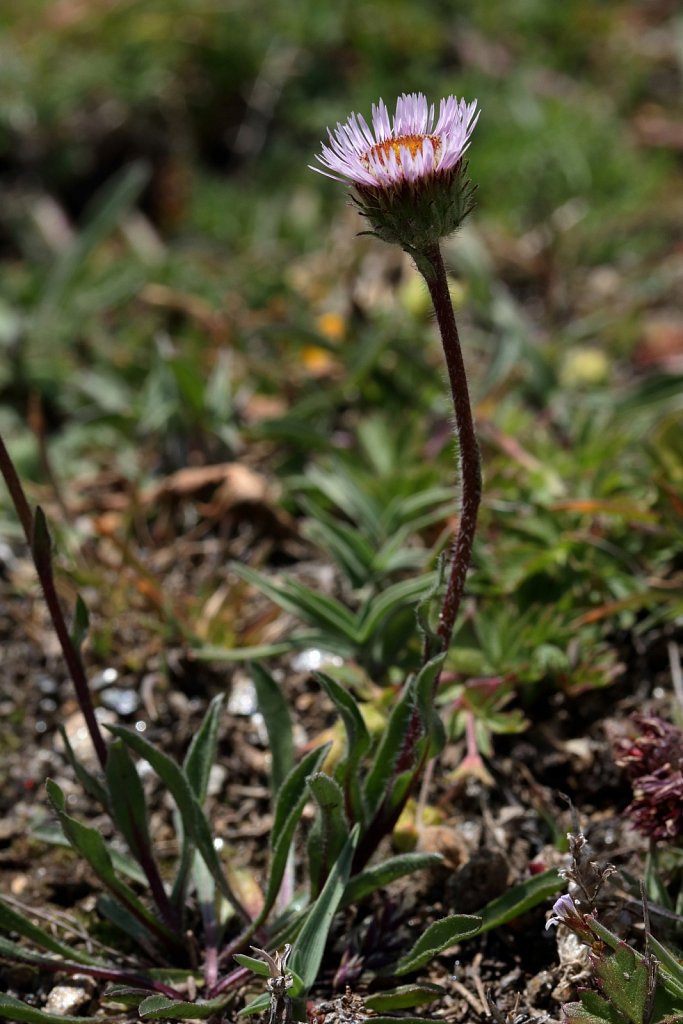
[257,745,331,924]
[303,508,377,588]
[340,852,442,908]
[412,654,447,760]
[46,780,179,951]
[70,595,90,651]
[0,897,102,966]
[392,914,482,976]
[184,693,223,802]
[30,505,52,574]
[0,992,117,1024]
[233,954,305,992]
[355,573,436,644]
[252,664,295,797]
[593,943,653,1024]
[106,738,152,865]
[289,824,360,993]
[105,725,249,922]
[363,685,419,822]
[97,894,160,958]
[306,772,350,899]
[562,990,627,1024]
[315,672,369,826]
[137,993,232,1020]
[233,564,359,639]
[477,867,564,933]
[32,822,147,886]
[365,983,445,1012]
[57,725,109,808]
[172,694,224,909]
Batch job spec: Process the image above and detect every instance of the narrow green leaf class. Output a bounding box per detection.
[31,507,52,574]
[289,824,360,992]
[356,574,436,644]
[233,954,271,977]
[184,694,223,802]
[252,664,295,797]
[306,772,350,899]
[363,677,423,820]
[106,726,247,921]
[478,868,564,933]
[0,896,102,966]
[106,738,152,864]
[196,636,331,662]
[32,823,147,886]
[316,672,369,825]
[393,915,482,976]
[0,993,115,1024]
[0,935,89,973]
[649,934,683,1000]
[233,564,359,640]
[340,853,442,908]
[365,983,444,1011]
[45,780,178,949]
[57,726,109,807]
[172,695,223,911]
[138,993,231,1019]
[97,894,159,957]
[258,745,330,922]
[71,595,90,650]
[239,992,271,1016]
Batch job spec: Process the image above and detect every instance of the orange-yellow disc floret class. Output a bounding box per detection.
[363,134,440,169]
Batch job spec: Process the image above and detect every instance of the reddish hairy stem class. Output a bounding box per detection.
[0,433,108,770]
[420,243,481,674]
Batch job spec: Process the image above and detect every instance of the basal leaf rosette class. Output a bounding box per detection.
[311,92,479,256]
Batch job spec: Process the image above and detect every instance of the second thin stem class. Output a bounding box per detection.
[420,243,482,672]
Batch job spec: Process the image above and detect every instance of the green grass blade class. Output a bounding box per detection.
[251,664,295,797]
[289,824,360,993]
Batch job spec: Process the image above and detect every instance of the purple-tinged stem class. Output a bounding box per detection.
[419,243,481,677]
[7,949,185,1000]
[0,433,108,770]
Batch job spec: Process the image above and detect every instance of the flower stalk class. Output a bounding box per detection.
[419,242,481,668]
[312,93,481,677]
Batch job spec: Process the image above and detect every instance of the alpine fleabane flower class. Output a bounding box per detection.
[311,92,479,255]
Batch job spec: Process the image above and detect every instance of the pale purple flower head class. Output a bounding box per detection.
[546,893,596,942]
[312,92,479,190]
